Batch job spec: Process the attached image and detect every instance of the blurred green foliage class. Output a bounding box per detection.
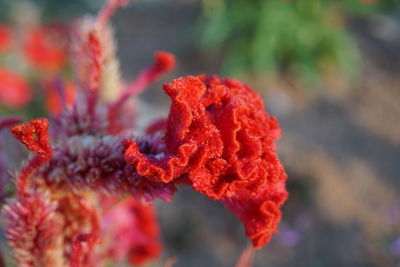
[200,0,400,85]
[0,0,100,22]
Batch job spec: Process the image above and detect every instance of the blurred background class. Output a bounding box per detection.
[0,0,400,266]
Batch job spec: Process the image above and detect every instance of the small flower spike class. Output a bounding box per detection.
[87,32,102,96]
[4,191,64,267]
[11,119,53,196]
[107,51,175,133]
[122,51,176,96]
[124,75,288,248]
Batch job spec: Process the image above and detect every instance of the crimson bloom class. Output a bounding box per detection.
[0,67,31,108]
[3,1,288,266]
[24,26,68,73]
[124,75,288,248]
[0,24,12,53]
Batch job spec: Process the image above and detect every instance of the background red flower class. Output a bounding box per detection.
[24,26,68,73]
[0,67,31,108]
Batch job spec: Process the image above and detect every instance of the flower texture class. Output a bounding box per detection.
[41,134,176,202]
[124,75,288,248]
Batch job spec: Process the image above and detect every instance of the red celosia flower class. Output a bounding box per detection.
[0,67,31,108]
[24,26,68,72]
[6,120,63,266]
[87,31,102,95]
[4,1,171,266]
[124,75,288,248]
[0,24,12,53]
[102,197,162,265]
[11,119,53,196]
[4,0,288,265]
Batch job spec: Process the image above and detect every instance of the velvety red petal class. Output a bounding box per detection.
[11,119,52,158]
[222,167,288,248]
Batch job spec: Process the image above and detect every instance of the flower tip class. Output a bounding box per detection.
[11,119,52,158]
[154,51,176,73]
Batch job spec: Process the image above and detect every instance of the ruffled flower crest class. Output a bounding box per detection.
[124,75,288,248]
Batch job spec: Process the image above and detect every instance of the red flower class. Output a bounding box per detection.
[124,75,288,248]
[11,118,52,158]
[0,67,31,108]
[24,26,68,72]
[102,197,162,265]
[0,24,12,53]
